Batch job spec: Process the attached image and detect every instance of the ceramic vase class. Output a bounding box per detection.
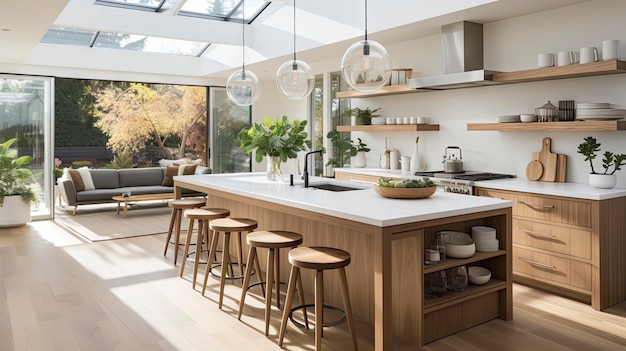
[352,151,366,168]
[588,173,616,189]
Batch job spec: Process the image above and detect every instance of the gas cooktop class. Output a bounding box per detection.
[414,171,516,181]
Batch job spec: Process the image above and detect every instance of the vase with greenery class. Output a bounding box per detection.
[0,138,38,227]
[238,115,312,181]
[577,136,626,188]
[351,138,370,168]
[350,107,380,125]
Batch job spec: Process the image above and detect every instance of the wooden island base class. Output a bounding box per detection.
[175,178,512,350]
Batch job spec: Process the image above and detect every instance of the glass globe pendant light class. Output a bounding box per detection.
[341,0,391,92]
[226,0,260,106]
[276,0,314,99]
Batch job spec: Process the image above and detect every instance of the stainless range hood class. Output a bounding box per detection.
[408,21,500,90]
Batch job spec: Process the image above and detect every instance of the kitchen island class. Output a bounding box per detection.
[174,173,513,350]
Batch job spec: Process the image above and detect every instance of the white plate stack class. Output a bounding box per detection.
[371,117,386,125]
[471,226,499,252]
[576,102,625,121]
[497,115,521,123]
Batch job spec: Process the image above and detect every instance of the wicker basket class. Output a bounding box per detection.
[374,185,436,199]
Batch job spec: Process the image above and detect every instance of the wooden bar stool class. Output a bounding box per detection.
[179,207,230,288]
[164,198,206,265]
[278,246,358,351]
[202,217,258,309]
[238,230,308,336]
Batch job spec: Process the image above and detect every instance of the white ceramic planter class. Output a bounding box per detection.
[589,173,617,189]
[0,195,31,227]
[352,151,366,168]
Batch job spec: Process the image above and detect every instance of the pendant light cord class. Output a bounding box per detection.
[364,0,368,41]
[241,0,246,71]
[293,0,296,61]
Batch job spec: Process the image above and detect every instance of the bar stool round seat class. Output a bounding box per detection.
[202,217,258,309]
[238,230,308,336]
[164,198,206,265]
[278,246,358,351]
[179,208,230,289]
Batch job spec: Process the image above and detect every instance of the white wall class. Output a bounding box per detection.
[335,0,626,188]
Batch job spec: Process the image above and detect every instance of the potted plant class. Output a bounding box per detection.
[577,136,626,188]
[0,138,38,227]
[238,115,312,181]
[350,107,380,125]
[351,138,370,168]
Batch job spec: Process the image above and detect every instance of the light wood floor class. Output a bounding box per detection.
[1,220,625,351]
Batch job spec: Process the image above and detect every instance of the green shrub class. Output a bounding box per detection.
[71,160,92,168]
[110,150,136,169]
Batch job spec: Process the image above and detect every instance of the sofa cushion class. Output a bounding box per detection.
[77,167,95,190]
[118,168,164,187]
[68,169,86,192]
[161,166,179,186]
[177,164,197,176]
[89,169,120,189]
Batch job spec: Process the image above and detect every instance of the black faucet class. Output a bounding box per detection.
[303,149,323,188]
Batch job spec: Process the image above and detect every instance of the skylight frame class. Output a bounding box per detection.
[94,0,171,12]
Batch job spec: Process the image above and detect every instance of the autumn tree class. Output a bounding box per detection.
[94,83,206,160]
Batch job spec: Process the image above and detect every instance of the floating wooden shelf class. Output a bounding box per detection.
[423,250,506,274]
[335,84,431,98]
[467,120,626,131]
[492,60,626,84]
[336,124,440,132]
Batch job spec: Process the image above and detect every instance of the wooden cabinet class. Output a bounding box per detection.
[476,187,626,310]
[335,171,380,183]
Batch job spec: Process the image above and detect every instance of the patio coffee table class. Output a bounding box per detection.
[112,193,175,218]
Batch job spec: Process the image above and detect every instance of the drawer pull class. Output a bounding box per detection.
[516,228,556,239]
[517,257,557,270]
[517,200,555,209]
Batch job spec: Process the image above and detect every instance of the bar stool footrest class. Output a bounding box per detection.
[288,304,346,328]
[209,263,255,281]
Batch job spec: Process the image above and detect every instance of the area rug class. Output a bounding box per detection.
[54,203,190,242]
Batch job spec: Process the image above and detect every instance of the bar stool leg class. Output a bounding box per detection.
[202,230,220,295]
[218,232,231,309]
[339,267,358,351]
[274,252,281,309]
[164,208,177,256]
[278,265,300,347]
[315,270,324,350]
[254,250,265,298]
[296,270,309,330]
[264,248,275,336]
[191,220,207,288]
[179,217,196,277]
[173,209,183,265]
[238,246,257,320]
[235,231,244,278]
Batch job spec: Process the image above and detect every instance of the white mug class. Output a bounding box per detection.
[416,116,428,124]
[401,156,411,174]
[580,47,599,64]
[538,53,555,68]
[602,40,619,61]
[557,51,578,66]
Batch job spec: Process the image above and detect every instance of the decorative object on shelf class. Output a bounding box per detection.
[441,231,476,258]
[428,270,447,298]
[447,265,468,292]
[379,137,390,169]
[577,136,626,188]
[602,39,619,61]
[351,138,370,168]
[275,0,314,100]
[0,138,38,227]
[237,116,312,181]
[468,266,491,285]
[350,106,380,125]
[535,101,559,122]
[340,0,391,92]
[390,68,412,85]
[558,100,576,121]
[374,177,436,199]
[410,136,420,172]
[226,0,260,106]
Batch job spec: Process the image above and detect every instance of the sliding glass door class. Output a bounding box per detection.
[0,75,54,220]
[208,87,251,173]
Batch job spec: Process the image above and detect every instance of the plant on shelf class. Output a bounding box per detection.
[577,136,626,188]
[0,138,38,227]
[238,115,312,180]
[350,107,380,125]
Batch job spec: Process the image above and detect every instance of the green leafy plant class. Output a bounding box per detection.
[577,136,626,175]
[237,115,312,163]
[350,107,380,125]
[353,138,370,152]
[110,150,136,169]
[0,138,38,206]
[326,130,357,168]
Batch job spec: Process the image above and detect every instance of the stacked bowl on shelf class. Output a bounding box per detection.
[471,226,499,252]
[497,115,521,123]
[576,102,625,121]
[371,117,386,125]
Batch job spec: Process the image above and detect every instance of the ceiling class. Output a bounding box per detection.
[0,0,589,81]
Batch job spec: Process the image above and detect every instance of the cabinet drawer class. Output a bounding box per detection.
[334,172,380,183]
[477,189,591,227]
[513,219,592,259]
[513,246,591,291]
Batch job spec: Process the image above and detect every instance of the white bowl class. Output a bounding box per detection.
[468,266,491,285]
[520,114,538,123]
[471,226,496,241]
[442,231,476,258]
[475,239,500,252]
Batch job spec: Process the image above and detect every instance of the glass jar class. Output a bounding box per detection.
[535,100,559,122]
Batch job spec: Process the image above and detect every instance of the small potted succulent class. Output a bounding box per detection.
[577,136,626,188]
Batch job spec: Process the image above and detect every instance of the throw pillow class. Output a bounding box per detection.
[68,169,86,192]
[161,165,179,187]
[177,163,197,176]
[77,167,95,190]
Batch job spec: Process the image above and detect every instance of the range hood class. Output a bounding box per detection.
[408,21,500,90]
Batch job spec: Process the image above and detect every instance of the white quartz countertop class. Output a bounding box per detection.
[175,173,512,227]
[335,168,626,201]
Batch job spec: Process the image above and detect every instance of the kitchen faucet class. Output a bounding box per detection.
[303,149,323,188]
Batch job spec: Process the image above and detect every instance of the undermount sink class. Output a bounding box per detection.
[307,183,363,192]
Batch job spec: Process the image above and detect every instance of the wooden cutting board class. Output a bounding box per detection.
[556,154,567,183]
[534,137,557,182]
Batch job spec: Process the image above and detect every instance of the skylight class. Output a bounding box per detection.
[41,27,210,56]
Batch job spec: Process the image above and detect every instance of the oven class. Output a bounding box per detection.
[414,171,516,196]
